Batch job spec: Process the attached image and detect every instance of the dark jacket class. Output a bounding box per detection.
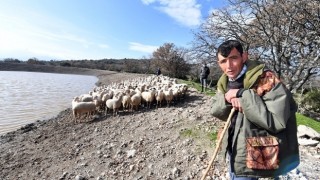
[210,60,300,178]
[200,65,210,79]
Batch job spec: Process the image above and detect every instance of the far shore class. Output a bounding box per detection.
[0,62,147,86]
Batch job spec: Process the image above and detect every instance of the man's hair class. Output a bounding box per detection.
[216,40,243,58]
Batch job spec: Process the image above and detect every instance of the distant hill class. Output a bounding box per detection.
[0,62,100,76]
[0,58,154,75]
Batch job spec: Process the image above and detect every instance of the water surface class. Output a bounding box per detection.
[0,71,97,135]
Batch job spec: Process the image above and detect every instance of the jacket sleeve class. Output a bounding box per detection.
[239,83,294,134]
[210,92,232,121]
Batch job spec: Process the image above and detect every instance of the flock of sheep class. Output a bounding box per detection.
[71,74,188,123]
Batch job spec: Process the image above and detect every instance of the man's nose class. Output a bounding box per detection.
[226,59,233,68]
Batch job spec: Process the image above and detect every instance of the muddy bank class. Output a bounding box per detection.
[0,67,319,179]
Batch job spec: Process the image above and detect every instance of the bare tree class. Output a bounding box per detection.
[141,56,153,74]
[152,43,190,79]
[190,0,320,92]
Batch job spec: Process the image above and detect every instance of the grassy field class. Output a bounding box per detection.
[180,80,320,133]
[296,113,320,132]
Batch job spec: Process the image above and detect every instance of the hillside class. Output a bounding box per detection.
[0,64,319,179]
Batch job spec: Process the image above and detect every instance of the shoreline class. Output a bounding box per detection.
[0,67,147,137]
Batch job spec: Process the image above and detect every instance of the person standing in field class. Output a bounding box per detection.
[156,67,161,76]
[200,63,210,92]
[210,40,299,179]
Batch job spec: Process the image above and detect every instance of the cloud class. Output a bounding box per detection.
[141,0,202,27]
[129,42,158,53]
[0,9,110,60]
[141,0,156,5]
[98,44,109,49]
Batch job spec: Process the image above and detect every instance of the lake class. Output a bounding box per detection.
[0,71,98,135]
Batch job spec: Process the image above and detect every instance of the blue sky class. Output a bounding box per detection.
[0,0,227,61]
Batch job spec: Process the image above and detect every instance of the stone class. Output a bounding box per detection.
[297,125,320,140]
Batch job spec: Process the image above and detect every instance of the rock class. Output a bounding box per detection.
[75,175,86,180]
[297,125,320,140]
[127,149,136,158]
[172,167,181,178]
[298,138,319,146]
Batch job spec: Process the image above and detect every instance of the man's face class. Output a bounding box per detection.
[217,48,247,80]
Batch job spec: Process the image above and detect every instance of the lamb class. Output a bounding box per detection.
[141,88,156,109]
[163,88,174,107]
[173,83,188,98]
[171,86,181,104]
[130,90,142,112]
[79,94,93,102]
[155,89,164,108]
[178,84,188,98]
[105,93,123,116]
[122,93,132,112]
[72,97,98,123]
[101,91,113,110]
[92,92,105,111]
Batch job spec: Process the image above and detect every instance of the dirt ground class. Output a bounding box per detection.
[0,68,318,179]
[0,69,227,179]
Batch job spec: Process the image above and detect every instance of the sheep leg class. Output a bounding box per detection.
[105,107,108,116]
[75,112,81,124]
[75,114,80,124]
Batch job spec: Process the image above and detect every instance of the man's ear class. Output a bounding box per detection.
[242,52,248,63]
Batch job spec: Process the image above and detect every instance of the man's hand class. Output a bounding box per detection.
[224,89,239,103]
[225,89,243,112]
[230,98,243,112]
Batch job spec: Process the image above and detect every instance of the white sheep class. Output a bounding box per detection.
[92,92,105,111]
[141,88,156,109]
[173,83,188,99]
[72,74,188,121]
[130,91,142,112]
[171,86,181,104]
[122,93,132,112]
[163,88,174,107]
[105,93,123,116]
[101,91,113,110]
[79,94,93,102]
[155,89,165,108]
[72,97,98,123]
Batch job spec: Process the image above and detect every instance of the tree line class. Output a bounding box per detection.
[2,0,319,92]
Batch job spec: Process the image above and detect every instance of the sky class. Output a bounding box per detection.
[0,0,227,61]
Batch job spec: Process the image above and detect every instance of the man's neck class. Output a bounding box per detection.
[229,65,247,82]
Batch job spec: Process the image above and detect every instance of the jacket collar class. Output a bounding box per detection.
[217,60,265,93]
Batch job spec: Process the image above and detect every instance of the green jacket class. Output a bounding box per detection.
[211,60,300,178]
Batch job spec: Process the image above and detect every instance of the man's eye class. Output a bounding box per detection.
[219,60,226,64]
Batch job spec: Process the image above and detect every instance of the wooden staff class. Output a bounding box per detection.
[201,108,236,180]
